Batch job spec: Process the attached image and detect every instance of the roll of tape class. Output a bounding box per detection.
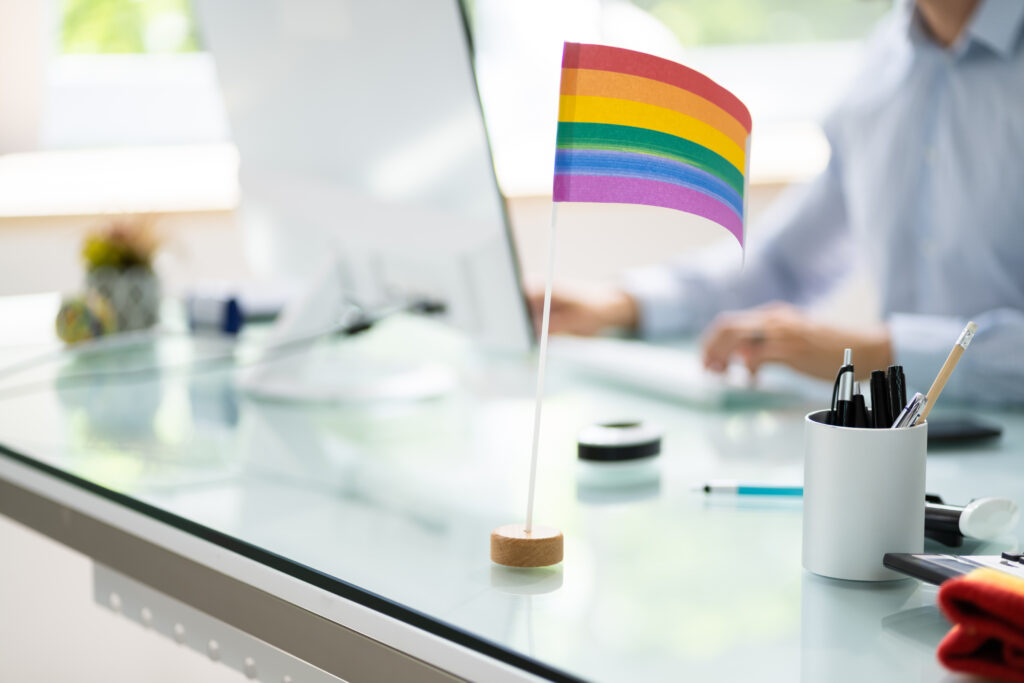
[577,421,662,462]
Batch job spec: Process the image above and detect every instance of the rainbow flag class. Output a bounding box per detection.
[554,42,751,249]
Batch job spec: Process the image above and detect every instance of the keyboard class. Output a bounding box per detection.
[546,336,798,407]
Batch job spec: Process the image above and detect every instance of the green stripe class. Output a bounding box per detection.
[556,122,745,197]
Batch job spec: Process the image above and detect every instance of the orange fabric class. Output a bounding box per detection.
[937,568,1024,682]
[559,68,750,148]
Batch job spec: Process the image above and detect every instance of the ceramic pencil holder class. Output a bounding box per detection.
[802,410,927,581]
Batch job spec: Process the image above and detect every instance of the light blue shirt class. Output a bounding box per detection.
[625,0,1024,404]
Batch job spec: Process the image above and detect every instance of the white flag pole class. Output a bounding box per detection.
[524,202,558,533]
[490,202,564,568]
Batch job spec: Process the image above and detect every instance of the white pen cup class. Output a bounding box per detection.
[802,410,927,581]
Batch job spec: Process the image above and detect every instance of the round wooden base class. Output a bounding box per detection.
[490,524,563,567]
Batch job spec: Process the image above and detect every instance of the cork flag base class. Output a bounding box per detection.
[490,524,564,568]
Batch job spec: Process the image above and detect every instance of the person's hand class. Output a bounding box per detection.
[525,283,638,336]
[701,302,893,380]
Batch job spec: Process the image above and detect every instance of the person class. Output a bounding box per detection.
[530,0,1024,403]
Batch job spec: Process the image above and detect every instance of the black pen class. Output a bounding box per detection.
[852,382,869,428]
[869,369,890,429]
[886,365,903,425]
[896,366,907,417]
[836,349,855,427]
[828,348,850,425]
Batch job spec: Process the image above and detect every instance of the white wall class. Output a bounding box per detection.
[0,515,246,682]
[0,211,251,298]
[0,189,779,297]
[0,0,52,153]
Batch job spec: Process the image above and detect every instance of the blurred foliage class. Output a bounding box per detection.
[81,215,161,271]
[632,0,891,46]
[61,0,889,55]
[62,0,199,53]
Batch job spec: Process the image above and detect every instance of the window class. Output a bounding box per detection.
[61,0,199,54]
[470,0,893,194]
[632,0,888,46]
[43,0,228,149]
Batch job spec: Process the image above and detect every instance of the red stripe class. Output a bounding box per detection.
[561,42,751,133]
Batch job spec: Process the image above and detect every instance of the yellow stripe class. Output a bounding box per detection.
[559,94,746,173]
[561,69,750,149]
[965,568,1024,592]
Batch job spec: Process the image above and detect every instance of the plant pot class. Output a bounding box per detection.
[86,266,161,331]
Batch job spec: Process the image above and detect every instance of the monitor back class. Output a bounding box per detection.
[193,0,532,350]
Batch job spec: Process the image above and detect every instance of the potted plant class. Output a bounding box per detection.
[82,214,162,331]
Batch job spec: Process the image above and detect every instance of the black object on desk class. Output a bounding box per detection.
[883,552,1024,586]
[577,422,662,461]
[925,498,965,547]
[927,415,1003,445]
[922,494,1019,548]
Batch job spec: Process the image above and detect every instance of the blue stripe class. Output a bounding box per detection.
[554,149,743,216]
[736,486,804,497]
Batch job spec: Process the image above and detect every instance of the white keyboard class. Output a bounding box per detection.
[546,336,791,407]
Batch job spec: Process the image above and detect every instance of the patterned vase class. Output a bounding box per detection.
[86,266,161,331]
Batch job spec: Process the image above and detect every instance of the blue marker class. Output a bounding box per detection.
[700,480,803,497]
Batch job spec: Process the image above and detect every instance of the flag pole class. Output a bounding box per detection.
[525,202,558,533]
[490,202,564,568]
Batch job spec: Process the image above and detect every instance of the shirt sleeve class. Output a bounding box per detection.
[890,309,1024,404]
[622,147,855,339]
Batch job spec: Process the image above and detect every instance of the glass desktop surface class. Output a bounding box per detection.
[2,296,1023,682]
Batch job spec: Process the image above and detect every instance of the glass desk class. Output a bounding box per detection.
[1,295,1022,682]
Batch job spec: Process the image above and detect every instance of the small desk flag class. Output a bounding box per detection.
[554,42,751,249]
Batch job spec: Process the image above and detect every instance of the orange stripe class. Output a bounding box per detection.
[560,68,749,150]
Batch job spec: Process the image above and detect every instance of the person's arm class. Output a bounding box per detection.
[623,150,853,339]
[892,309,1024,404]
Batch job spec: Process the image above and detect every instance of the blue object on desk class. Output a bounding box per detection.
[187,293,244,335]
[701,481,803,496]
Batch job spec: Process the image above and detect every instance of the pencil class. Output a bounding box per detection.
[917,321,978,422]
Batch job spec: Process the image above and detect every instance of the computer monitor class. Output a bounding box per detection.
[192,0,533,356]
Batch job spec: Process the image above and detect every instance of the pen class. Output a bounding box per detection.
[852,382,869,428]
[917,321,978,422]
[828,348,851,425]
[869,370,890,429]
[700,485,1014,544]
[896,366,907,417]
[886,365,904,425]
[891,391,927,429]
[835,349,855,427]
[700,481,804,496]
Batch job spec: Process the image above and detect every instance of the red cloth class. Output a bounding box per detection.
[937,567,1024,682]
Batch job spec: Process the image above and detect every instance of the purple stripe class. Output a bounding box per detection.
[553,174,743,246]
